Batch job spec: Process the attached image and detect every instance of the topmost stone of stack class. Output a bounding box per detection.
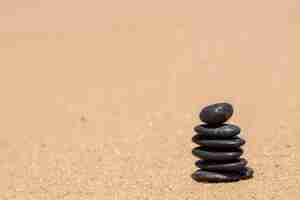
[199,103,233,124]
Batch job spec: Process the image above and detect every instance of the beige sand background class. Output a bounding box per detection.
[1,1,300,199]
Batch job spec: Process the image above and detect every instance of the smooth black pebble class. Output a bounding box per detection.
[195,158,247,171]
[194,124,241,139]
[199,103,233,124]
[192,146,243,161]
[239,167,254,180]
[192,135,245,148]
[191,167,253,183]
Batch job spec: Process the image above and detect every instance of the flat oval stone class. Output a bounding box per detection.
[191,167,253,182]
[192,135,245,148]
[194,124,241,139]
[192,146,243,161]
[199,103,233,124]
[195,158,248,171]
[191,169,240,182]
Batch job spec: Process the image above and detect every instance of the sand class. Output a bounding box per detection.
[0,1,300,199]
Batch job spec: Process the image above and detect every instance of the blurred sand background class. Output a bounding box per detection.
[0,0,300,199]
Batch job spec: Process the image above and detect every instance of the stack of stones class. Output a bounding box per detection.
[191,103,253,182]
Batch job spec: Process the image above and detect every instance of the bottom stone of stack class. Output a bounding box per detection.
[191,167,254,183]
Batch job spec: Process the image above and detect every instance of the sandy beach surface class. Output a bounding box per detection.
[0,1,300,199]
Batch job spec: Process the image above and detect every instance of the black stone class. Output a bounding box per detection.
[194,124,240,139]
[199,103,233,124]
[195,158,247,171]
[239,167,254,180]
[192,135,245,148]
[191,167,254,183]
[192,169,240,182]
[192,146,243,161]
